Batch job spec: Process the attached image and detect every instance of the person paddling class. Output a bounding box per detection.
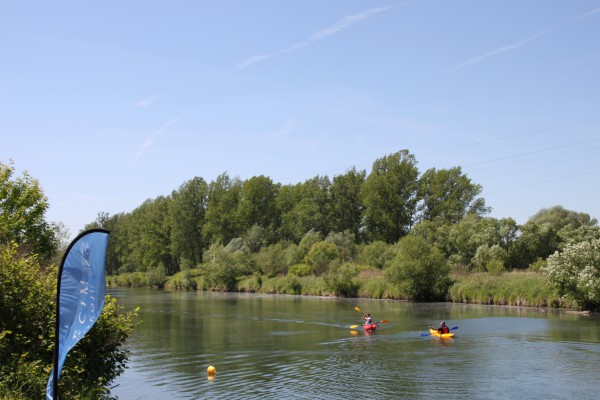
[430,321,450,334]
[363,313,374,325]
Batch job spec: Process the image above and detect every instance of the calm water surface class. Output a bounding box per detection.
[109,288,600,399]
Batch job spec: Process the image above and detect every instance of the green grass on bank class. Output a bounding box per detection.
[448,271,568,308]
[108,269,575,309]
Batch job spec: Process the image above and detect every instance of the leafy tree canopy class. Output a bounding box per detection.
[0,160,57,260]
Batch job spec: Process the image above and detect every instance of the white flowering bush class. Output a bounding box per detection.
[543,238,600,309]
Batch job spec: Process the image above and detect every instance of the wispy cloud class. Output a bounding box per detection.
[448,30,551,72]
[572,7,600,21]
[135,95,161,108]
[238,54,273,69]
[130,117,179,164]
[237,5,397,69]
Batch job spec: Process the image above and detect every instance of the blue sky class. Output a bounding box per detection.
[2,1,599,239]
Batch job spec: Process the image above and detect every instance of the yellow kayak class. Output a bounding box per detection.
[429,328,455,338]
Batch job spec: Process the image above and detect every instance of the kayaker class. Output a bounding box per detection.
[363,313,374,324]
[430,321,450,334]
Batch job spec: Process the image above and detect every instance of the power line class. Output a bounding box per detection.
[417,117,600,156]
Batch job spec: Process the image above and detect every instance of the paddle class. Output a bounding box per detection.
[420,326,458,337]
[351,306,389,329]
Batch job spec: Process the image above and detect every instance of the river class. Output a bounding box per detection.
[108,288,600,399]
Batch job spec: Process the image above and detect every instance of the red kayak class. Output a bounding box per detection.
[363,323,377,331]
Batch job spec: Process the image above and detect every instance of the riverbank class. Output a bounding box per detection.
[108,269,581,310]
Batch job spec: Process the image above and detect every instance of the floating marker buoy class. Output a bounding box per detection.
[207,366,216,376]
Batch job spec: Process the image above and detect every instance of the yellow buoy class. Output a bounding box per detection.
[207,366,216,376]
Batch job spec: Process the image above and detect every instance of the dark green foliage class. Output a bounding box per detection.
[254,242,288,277]
[0,245,55,398]
[385,235,451,301]
[329,167,366,240]
[203,244,242,291]
[529,205,597,229]
[323,262,359,297]
[362,150,419,243]
[304,241,339,274]
[517,206,599,266]
[358,241,394,269]
[417,166,489,224]
[298,229,323,257]
[203,173,243,246]
[146,265,168,288]
[0,243,137,399]
[205,260,239,291]
[325,230,357,263]
[238,176,280,240]
[277,177,332,242]
[169,177,208,268]
[245,225,270,253]
[169,269,201,290]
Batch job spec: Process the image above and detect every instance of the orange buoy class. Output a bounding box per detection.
[207,365,216,376]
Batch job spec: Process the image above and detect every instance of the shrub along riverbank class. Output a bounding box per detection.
[108,269,575,310]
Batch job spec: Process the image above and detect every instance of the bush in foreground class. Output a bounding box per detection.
[385,235,451,301]
[544,238,600,310]
[0,243,137,399]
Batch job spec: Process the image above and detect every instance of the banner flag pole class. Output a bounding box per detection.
[46,228,110,400]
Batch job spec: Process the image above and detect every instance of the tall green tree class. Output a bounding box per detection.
[0,160,57,260]
[276,183,303,242]
[128,197,177,274]
[518,206,598,266]
[169,177,208,268]
[329,167,366,241]
[417,166,489,224]
[238,175,280,241]
[106,212,137,274]
[496,217,521,268]
[203,173,243,245]
[278,176,331,243]
[86,211,125,275]
[362,150,419,243]
[528,205,597,229]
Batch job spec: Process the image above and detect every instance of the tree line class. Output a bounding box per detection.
[87,149,488,275]
[81,149,598,282]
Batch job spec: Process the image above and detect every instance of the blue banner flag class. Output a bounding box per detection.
[46,229,110,400]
